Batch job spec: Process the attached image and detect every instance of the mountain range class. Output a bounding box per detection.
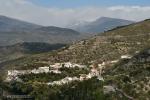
[70,17,134,34]
[0,15,135,64]
[0,15,81,46]
[0,15,135,46]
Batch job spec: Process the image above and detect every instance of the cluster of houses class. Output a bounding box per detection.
[47,77,79,85]
[5,62,86,82]
[47,70,103,86]
[6,67,61,82]
[47,63,106,86]
[6,54,132,84]
[50,62,86,69]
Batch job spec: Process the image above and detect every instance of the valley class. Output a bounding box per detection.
[0,17,149,99]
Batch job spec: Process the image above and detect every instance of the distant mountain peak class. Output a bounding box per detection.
[70,17,134,34]
[97,16,113,20]
[98,17,126,20]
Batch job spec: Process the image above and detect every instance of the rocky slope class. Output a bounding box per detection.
[103,48,150,99]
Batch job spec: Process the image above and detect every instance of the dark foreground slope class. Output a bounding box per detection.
[103,48,150,99]
[0,42,66,64]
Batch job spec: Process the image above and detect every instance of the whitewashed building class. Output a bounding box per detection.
[121,55,132,59]
[38,67,50,73]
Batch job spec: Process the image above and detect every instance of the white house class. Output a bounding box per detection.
[50,63,62,69]
[38,67,50,73]
[64,62,73,68]
[72,64,86,68]
[97,75,104,81]
[80,74,87,81]
[86,74,92,79]
[6,70,23,82]
[47,77,79,86]
[31,69,40,74]
[91,68,99,76]
[121,55,132,59]
[110,60,119,63]
[8,70,19,77]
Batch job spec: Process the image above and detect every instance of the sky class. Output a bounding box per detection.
[0,0,150,27]
[31,0,150,7]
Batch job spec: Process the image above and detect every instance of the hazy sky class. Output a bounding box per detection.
[31,0,150,7]
[0,0,150,27]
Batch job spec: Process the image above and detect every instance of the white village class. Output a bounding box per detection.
[5,55,132,87]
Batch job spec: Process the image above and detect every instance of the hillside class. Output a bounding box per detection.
[103,48,150,99]
[0,49,149,100]
[27,19,150,65]
[70,17,134,34]
[0,15,80,46]
[0,19,149,100]
[1,19,150,70]
[0,42,66,64]
[35,26,80,36]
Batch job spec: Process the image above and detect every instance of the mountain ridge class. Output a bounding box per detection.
[71,17,134,34]
[0,15,42,32]
[0,15,81,46]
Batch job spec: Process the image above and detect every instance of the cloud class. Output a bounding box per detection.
[108,6,150,12]
[0,0,150,27]
[107,6,150,21]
